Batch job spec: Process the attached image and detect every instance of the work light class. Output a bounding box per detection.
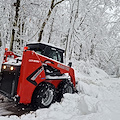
[10,66,14,71]
[3,65,7,70]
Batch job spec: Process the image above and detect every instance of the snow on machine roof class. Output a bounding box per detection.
[26,42,64,53]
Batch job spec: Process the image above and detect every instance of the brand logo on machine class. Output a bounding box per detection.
[29,59,40,63]
[57,64,69,71]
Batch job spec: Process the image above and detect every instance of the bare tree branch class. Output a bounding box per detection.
[53,0,65,9]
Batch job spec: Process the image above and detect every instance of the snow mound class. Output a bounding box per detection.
[73,60,109,81]
[76,81,112,99]
[0,94,106,120]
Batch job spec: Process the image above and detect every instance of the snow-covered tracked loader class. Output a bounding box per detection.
[0,42,75,108]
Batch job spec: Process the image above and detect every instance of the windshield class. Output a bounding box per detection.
[27,43,64,63]
[47,50,62,62]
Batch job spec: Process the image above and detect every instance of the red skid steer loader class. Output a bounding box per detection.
[0,42,76,108]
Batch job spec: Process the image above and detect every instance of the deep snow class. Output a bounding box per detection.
[0,60,120,120]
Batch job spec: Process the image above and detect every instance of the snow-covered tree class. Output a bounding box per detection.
[1,0,120,76]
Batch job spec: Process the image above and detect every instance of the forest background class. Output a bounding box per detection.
[0,0,120,77]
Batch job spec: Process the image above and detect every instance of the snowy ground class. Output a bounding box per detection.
[0,60,120,120]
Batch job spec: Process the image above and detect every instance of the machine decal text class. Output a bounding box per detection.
[57,64,69,71]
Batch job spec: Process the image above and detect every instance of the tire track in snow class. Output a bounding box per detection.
[0,101,34,116]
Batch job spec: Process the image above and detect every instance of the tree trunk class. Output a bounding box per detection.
[10,0,20,51]
[10,29,15,51]
[65,0,79,60]
[48,17,54,43]
[38,0,64,42]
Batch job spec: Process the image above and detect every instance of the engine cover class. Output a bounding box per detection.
[0,65,21,99]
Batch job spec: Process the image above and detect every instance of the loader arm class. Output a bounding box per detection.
[36,52,76,87]
[3,49,18,63]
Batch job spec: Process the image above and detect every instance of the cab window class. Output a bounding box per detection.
[48,50,62,62]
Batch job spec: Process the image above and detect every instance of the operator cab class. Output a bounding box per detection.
[26,42,64,63]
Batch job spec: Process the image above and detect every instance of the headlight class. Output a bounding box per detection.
[3,65,7,70]
[2,65,15,71]
[10,66,14,71]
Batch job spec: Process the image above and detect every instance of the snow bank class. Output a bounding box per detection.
[73,60,109,81]
[0,94,106,120]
